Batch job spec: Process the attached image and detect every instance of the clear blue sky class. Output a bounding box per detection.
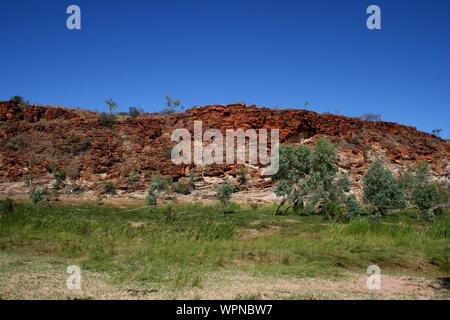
[1,0,449,137]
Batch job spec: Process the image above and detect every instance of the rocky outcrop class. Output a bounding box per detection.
[0,100,448,195]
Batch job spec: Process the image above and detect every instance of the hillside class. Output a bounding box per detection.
[0,100,449,199]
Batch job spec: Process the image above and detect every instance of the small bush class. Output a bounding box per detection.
[322,201,345,221]
[31,189,44,204]
[74,139,91,154]
[161,95,183,115]
[236,166,248,185]
[146,186,157,206]
[128,106,143,118]
[215,182,234,207]
[174,182,191,195]
[97,112,116,126]
[146,175,172,206]
[363,161,406,217]
[344,195,362,221]
[65,135,80,144]
[104,182,117,196]
[188,172,199,183]
[10,95,25,104]
[127,170,140,185]
[151,174,172,191]
[0,198,14,215]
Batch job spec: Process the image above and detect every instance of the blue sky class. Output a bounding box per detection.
[1,0,449,137]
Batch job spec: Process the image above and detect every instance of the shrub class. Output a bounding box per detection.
[215,182,234,207]
[236,166,248,185]
[128,106,143,118]
[104,181,117,196]
[344,195,361,221]
[146,186,157,206]
[31,188,44,204]
[273,138,350,215]
[151,174,172,190]
[50,166,66,189]
[127,169,140,185]
[188,172,199,183]
[363,161,406,217]
[174,182,191,195]
[73,139,91,154]
[431,128,442,138]
[409,162,438,219]
[161,95,183,115]
[322,201,345,220]
[97,112,116,126]
[146,175,172,206]
[0,198,14,215]
[10,95,25,104]
[65,135,80,144]
[105,98,118,115]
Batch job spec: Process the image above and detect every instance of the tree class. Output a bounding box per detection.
[273,138,350,216]
[363,160,406,217]
[105,99,118,115]
[146,175,172,206]
[431,128,442,138]
[161,95,183,115]
[215,182,234,208]
[98,99,118,126]
[409,162,438,219]
[273,144,311,215]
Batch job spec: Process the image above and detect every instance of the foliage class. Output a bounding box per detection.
[127,169,140,185]
[105,98,118,115]
[161,95,183,115]
[1,202,448,295]
[215,182,234,207]
[188,172,199,183]
[236,166,248,185]
[344,195,362,221]
[146,175,172,206]
[128,106,143,118]
[30,188,44,204]
[431,128,442,138]
[0,198,14,215]
[273,138,350,215]
[410,162,438,219]
[97,112,116,126]
[10,95,26,104]
[363,161,406,216]
[103,181,117,196]
[174,182,192,195]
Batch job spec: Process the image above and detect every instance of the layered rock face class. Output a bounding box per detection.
[0,100,448,195]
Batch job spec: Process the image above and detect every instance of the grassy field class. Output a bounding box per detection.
[0,201,449,299]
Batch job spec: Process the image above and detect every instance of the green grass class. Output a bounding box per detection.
[0,202,448,291]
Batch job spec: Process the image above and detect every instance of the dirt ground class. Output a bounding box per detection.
[0,252,448,300]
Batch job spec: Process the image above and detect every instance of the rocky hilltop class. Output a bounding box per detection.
[0,100,448,199]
